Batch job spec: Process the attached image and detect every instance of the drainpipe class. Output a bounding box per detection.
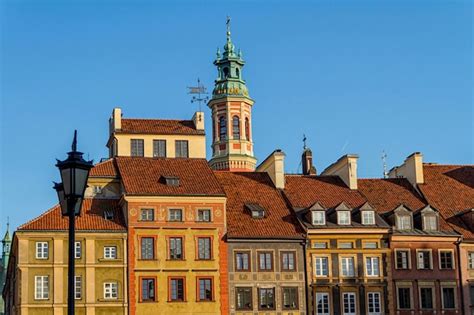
[302,239,310,315]
[456,237,465,314]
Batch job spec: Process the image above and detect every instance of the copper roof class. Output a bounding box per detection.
[117,119,204,135]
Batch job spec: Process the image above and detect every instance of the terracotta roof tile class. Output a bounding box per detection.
[89,159,118,177]
[418,164,474,238]
[18,199,126,231]
[214,172,304,239]
[116,157,224,196]
[118,119,204,135]
[284,175,367,209]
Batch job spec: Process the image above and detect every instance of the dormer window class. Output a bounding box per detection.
[104,210,114,220]
[397,215,411,230]
[164,176,180,187]
[246,203,265,219]
[312,211,326,225]
[423,214,438,231]
[338,211,351,225]
[362,211,375,225]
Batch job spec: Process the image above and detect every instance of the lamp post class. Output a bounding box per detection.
[54,130,93,315]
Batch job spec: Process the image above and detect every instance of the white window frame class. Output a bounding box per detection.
[397,215,412,230]
[439,250,454,270]
[394,249,411,270]
[315,292,330,315]
[416,249,432,270]
[365,256,380,277]
[74,241,81,259]
[362,210,375,225]
[312,211,326,225]
[168,208,183,222]
[338,211,351,225]
[342,292,357,315]
[36,242,49,259]
[104,282,118,299]
[396,286,412,310]
[104,246,117,259]
[419,286,435,310]
[423,214,438,231]
[75,276,82,300]
[197,209,212,222]
[341,257,355,277]
[367,292,382,315]
[35,275,49,300]
[314,256,329,277]
[469,252,474,269]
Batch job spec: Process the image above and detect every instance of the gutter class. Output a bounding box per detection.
[456,236,465,314]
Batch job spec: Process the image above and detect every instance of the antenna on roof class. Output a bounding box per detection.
[382,150,388,178]
[187,78,209,114]
[303,134,307,150]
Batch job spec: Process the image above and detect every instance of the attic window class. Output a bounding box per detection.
[361,210,375,225]
[423,214,438,232]
[396,215,412,230]
[337,211,351,225]
[163,176,180,187]
[312,211,326,225]
[104,210,114,220]
[246,203,265,219]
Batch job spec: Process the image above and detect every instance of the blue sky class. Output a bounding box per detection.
[1,0,472,236]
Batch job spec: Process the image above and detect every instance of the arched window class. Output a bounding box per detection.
[245,117,250,140]
[219,116,227,141]
[223,67,229,78]
[236,68,240,78]
[232,116,240,139]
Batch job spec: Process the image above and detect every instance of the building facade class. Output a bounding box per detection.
[1,223,11,315]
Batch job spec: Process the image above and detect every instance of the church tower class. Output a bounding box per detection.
[208,18,257,171]
[0,221,11,315]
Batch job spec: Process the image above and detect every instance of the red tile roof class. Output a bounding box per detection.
[89,159,118,177]
[284,175,367,209]
[18,199,126,231]
[115,157,225,196]
[214,172,304,239]
[117,118,204,135]
[418,164,474,238]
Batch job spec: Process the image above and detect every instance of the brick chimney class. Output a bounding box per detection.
[321,154,359,190]
[256,150,286,189]
[302,148,317,175]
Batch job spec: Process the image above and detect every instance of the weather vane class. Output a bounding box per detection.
[187,78,209,113]
[303,134,307,150]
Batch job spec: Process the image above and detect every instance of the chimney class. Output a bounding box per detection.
[302,148,317,175]
[256,150,286,189]
[192,111,205,131]
[388,152,424,186]
[321,154,359,190]
[110,107,122,133]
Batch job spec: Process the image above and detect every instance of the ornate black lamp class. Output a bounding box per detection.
[53,130,93,315]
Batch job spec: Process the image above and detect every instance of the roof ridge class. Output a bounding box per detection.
[17,204,59,230]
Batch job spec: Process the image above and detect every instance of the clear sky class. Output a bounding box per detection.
[1,0,472,237]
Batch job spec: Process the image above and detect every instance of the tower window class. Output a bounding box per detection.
[219,116,227,141]
[232,116,240,139]
[223,67,229,78]
[236,68,240,78]
[245,117,250,140]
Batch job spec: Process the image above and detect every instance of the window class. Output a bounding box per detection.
[74,241,81,259]
[417,250,431,269]
[246,203,265,218]
[104,282,118,299]
[469,252,474,269]
[397,215,411,230]
[153,140,166,158]
[35,276,49,300]
[75,276,82,300]
[219,116,227,141]
[367,292,381,315]
[197,209,211,222]
[131,139,144,157]
[168,209,183,222]
[315,292,330,315]
[442,287,455,309]
[362,211,375,225]
[343,292,356,315]
[338,211,351,225]
[395,250,410,269]
[244,117,250,140]
[197,237,212,260]
[104,246,117,259]
[236,287,252,310]
[398,287,411,309]
[281,252,296,271]
[312,211,326,225]
[258,252,273,271]
[36,242,48,259]
[141,237,154,260]
[423,215,438,231]
[313,242,328,249]
[235,252,250,271]
[164,176,179,186]
[104,210,114,220]
[141,278,156,302]
[235,67,240,78]
[258,288,275,310]
[338,242,353,249]
[364,242,378,249]
[470,285,474,306]
[315,257,329,277]
[169,278,185,301]
[440,251,453,269]
[198,278,213,301]
[175,140,189,158]
[282,287,298,310]
[140,209,154,221]
[232,116,240,139]
[341,257,355,277]
[169,237,183,260]
[420,287,433,309]
[366,257,380,277]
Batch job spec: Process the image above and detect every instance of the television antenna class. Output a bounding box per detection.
[187,78,209,113]
[382,150,388,178]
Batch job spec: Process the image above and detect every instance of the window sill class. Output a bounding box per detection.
[98,258,122,262]
[166,259,185,261]
[195,259,215,261]
[97,298,123,302]
[196,300,215,303]
[138,259,158,261]
[167,300,187,303]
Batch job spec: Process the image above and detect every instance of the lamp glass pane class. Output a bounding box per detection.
[60,168,72,196]
[74,198,83,216]
[74,168,89,195]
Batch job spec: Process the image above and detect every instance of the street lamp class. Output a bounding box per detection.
[54,130,93,315]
